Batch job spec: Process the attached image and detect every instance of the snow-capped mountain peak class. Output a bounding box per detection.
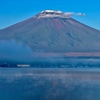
[35,10,70,19]
[41,10,62,14]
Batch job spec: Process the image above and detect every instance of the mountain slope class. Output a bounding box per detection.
[0,10,100,52]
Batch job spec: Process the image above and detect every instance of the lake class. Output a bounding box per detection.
[0,68,100,100]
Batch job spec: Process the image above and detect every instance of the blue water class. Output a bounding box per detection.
[0,68,100,100]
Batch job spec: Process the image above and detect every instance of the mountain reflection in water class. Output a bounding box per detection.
[0,68,100,100]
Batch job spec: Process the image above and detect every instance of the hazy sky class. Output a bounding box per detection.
[0,0,100,30]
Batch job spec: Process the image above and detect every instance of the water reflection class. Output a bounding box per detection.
[0,68,100,100]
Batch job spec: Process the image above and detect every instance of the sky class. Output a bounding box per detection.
[0,0,100,30]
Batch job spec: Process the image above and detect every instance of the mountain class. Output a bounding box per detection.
[0,10,100,53]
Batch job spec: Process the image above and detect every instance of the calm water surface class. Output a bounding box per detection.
[0,68,100,100]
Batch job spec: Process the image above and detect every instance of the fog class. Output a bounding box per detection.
[0,40,33,61]
[0,40,100,67]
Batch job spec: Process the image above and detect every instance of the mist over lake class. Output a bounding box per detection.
[0,68,100,100]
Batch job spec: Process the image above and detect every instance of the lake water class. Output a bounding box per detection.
[0,68,100,100]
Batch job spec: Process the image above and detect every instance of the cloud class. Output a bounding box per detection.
[76,13,86,16]
[64,12,75,17]
[64,12,86,17]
